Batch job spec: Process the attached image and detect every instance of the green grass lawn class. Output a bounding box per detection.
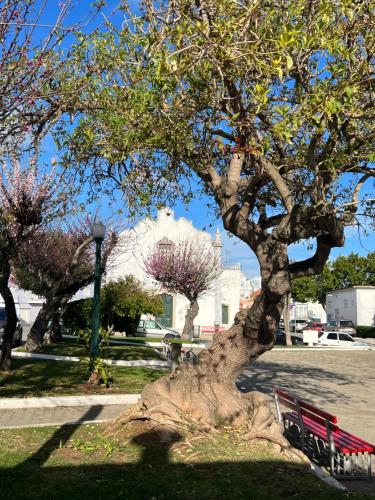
[0,358,166,398]
[0,424,367,500]
[17,340,163,360]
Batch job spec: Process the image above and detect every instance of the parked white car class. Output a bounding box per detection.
[318,331,356,347]
[132,319,180,339]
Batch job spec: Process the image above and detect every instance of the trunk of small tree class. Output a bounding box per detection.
[110,245,306,460]
[0,284,17,372]
[26,297,62,352]
[181,299,199,341]
[283,292,292,346]
[45,310,64,343]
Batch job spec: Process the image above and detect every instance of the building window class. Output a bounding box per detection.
[158,237,173,258]
[222,304,229,325]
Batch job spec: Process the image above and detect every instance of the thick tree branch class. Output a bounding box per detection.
[289,234,337,279]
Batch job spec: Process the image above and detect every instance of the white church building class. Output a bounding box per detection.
[106,208,253,333]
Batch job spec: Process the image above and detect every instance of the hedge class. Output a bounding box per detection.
[356,326,375,338]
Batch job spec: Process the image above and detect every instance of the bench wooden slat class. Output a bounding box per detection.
[284,411,375,453]
[275,388,337,423]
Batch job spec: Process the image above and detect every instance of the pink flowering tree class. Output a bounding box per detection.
[145,239,221,340]
[14,219,118,352]
[0,159,68,370]
[0,0,100,154]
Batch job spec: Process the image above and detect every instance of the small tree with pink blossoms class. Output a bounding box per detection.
[0,0,101,156]
[145,239,221,341]
[0,159,67,370]
[14,220,118,352]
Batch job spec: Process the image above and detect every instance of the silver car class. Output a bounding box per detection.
[132,319,180,339]
[0,308,23,347]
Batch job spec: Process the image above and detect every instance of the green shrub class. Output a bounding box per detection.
[62,275,164,335]
[356,326,375,338]
[62,298,93,334]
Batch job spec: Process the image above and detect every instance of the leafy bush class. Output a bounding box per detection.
[62,298,93,334]
[356,326,375,338]
[62,275,163,334]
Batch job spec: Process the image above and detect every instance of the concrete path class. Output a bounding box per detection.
[0,394,141,428]
[0,404,130,428]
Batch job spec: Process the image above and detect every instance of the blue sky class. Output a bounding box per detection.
[35,1,374,281]
[168,198,374,281]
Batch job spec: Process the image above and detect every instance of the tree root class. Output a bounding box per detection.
[106,384,308,465]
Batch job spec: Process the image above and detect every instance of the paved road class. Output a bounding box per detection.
[237,349,375,444]
[237,349,375,493]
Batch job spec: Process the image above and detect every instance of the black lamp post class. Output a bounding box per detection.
[90,221,106,364]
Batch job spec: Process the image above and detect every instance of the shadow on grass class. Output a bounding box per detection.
[0,420,349,500]
[20,405,104,468]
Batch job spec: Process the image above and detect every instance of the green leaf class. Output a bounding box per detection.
[286,55,293,71]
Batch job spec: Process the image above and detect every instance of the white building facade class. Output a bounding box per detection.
[107,209,251,333]
[326,286,375,326]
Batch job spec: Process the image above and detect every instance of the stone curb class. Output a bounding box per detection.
[0,419,113,429]
[273,346,373,351]
[0,393,141,409]
[63,335,207,349]
[310,463,347,491]
[11,351,171,368]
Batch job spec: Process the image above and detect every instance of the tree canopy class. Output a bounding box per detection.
[292,252,375,306]
[66,0,373,246]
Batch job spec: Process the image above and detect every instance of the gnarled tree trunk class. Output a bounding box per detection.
[181,299,199,340]
[111,252,302,456]
[45,309,64,343]
[26,296,62,352]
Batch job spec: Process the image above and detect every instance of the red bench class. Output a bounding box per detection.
[274,387,374,479]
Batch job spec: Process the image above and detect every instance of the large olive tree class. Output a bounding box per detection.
[64,0,374,448]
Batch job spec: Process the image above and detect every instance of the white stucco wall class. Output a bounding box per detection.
[357,288,375,326]
[107,208,246,331]
[326,287,375,326]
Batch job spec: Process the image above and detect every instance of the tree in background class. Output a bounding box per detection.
[0,0,99,156]
[13,220,118,352]
[63,1,374,447]
[62,276,163,334]
[292,252,375,308]
[0,0,101,369]
[145,239,220,340]
[0,161,67,370]
[101,276,163,334]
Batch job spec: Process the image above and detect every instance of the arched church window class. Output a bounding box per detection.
[158,237,173,258]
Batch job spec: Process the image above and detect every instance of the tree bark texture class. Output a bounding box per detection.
[0,285,17,371]
[45,310,64,343]
[26,297,62,351]
[181,299,199,340]
[0,260,17,371]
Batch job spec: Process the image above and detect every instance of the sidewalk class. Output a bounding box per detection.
[0,394,140,429]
